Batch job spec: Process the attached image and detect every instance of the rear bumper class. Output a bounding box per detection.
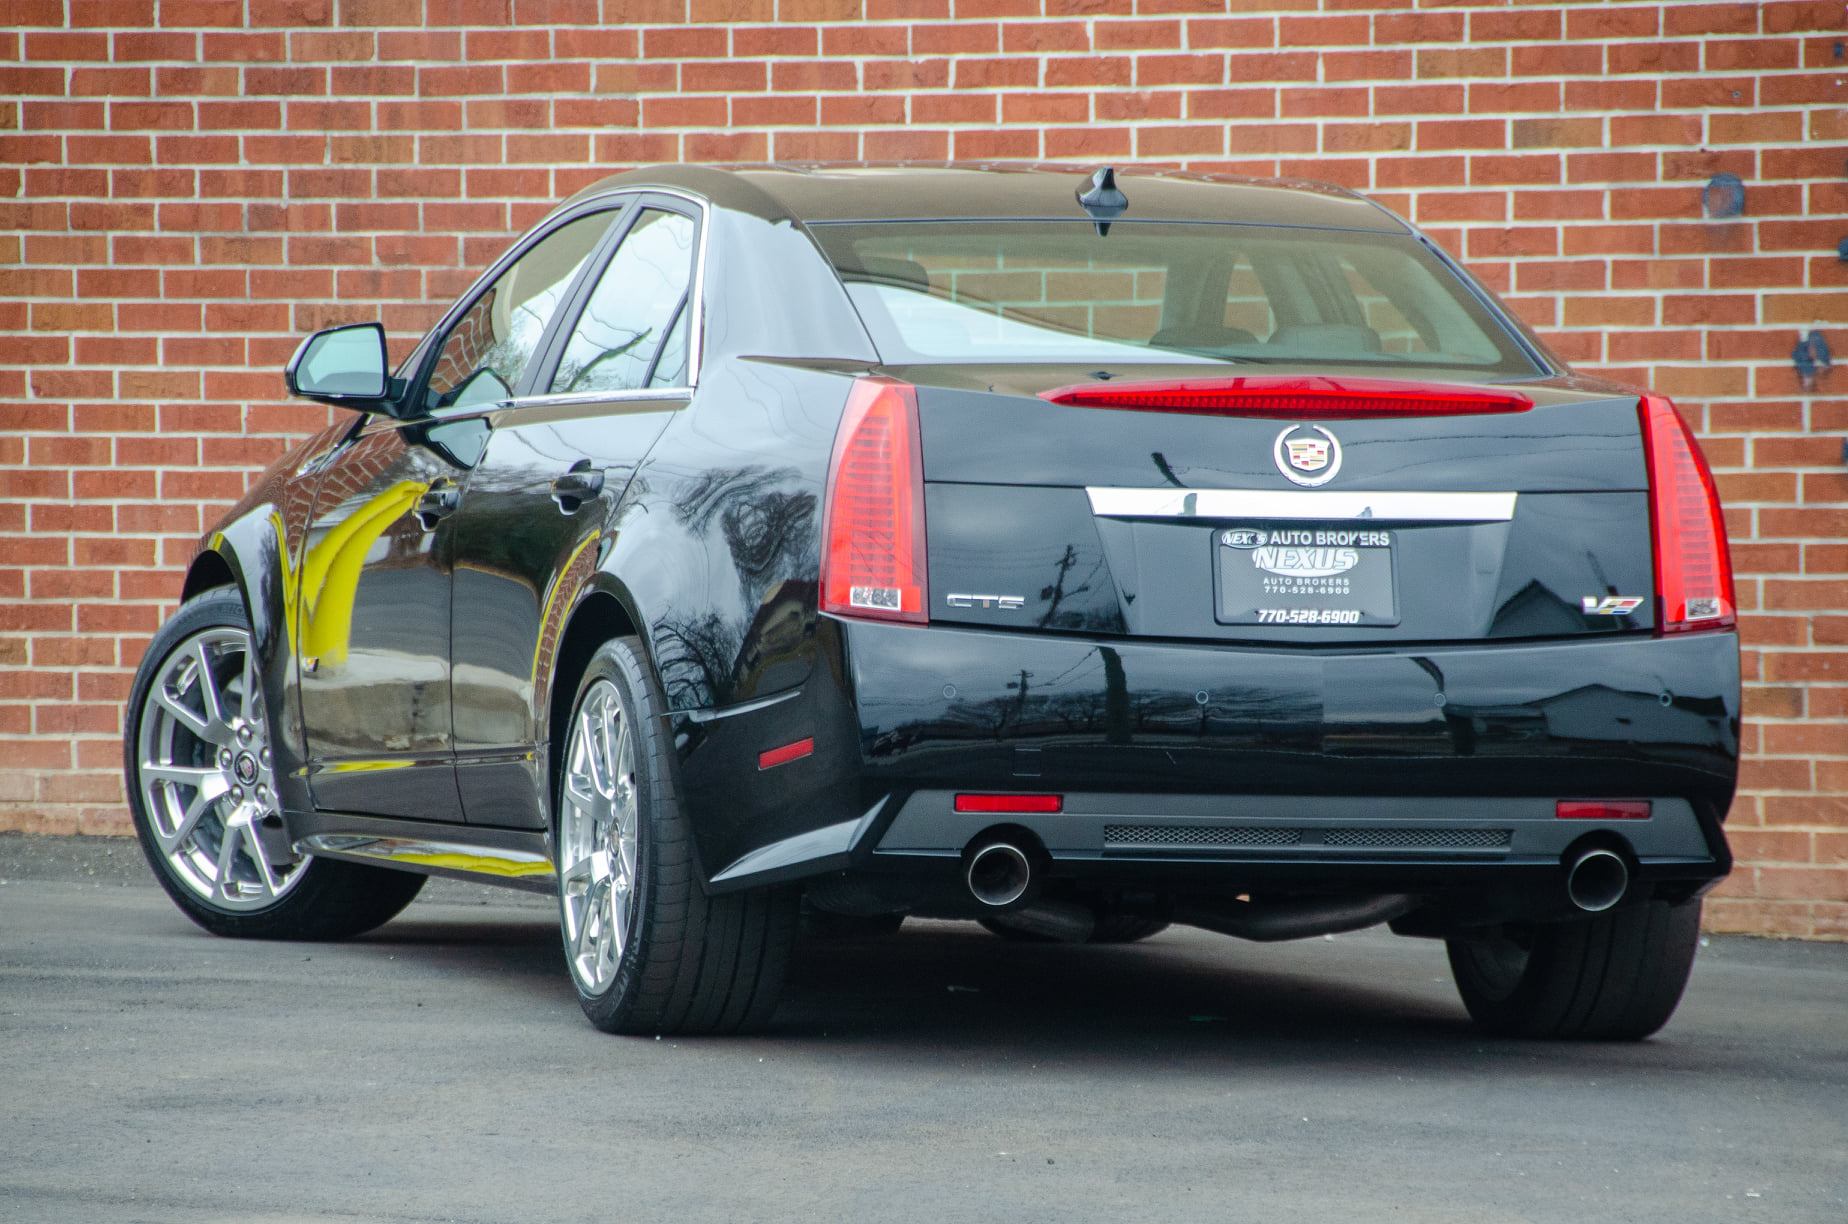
[676,619,1738,904]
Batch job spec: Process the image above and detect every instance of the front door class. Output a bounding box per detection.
[448,201,702,829]
[295,206,621,820]
[295,420,473,820]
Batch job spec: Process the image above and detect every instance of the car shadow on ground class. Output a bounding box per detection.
[357,911,1491,1049]
[327,910,1787,1077]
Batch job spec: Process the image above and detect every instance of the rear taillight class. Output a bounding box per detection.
[820,378,927,624]
[1038,376,1533,419]
[1638,394,1735,635]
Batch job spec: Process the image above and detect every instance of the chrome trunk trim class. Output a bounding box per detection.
[1084,487,1518,523]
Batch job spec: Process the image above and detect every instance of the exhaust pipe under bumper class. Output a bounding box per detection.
[965,840,1033,908]
[1180,894,1417,943]
[1565,847,1629,913]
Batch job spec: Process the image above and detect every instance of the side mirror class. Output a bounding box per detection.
[285,322,396,412]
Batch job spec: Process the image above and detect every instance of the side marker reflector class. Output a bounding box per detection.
[1557,800,1651,821]
[757,737,815,771]
[954,793,1063,814]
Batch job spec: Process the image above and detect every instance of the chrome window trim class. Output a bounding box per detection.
[409,186,712,414]
[1085,487,1518,523]
[555,186,711,393]
[513,387,694,409]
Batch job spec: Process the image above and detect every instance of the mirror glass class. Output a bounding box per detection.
[295,325,387,398]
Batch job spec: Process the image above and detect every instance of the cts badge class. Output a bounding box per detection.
[1274,424,1342,487]
[1582,595,1646,616]
[946,593,1025,611]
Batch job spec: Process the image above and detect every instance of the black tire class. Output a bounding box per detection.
[558,636,798,1035]
[977,911,1171,944]
[125,587,426,941]
[1446,899,1703,1040]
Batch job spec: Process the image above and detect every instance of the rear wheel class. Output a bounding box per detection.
[1446,899,1702,1040]
[556,636,797,1035]
[125,588,425,940]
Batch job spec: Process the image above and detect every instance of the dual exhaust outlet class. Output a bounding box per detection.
[965,833,1634,931]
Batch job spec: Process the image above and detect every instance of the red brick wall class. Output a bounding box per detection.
[2,0,1844,937]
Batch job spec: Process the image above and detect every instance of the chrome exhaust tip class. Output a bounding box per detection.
[1566,847,1629,914]
[965,841,1033,909]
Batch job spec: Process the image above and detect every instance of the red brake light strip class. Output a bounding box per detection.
[1039,376,1533,419]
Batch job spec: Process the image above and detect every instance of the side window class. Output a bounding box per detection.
[550,209,697,395]
[426,212,610,412]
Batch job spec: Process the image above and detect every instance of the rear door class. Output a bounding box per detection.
[296,206,619,820]
[448,196,702,829]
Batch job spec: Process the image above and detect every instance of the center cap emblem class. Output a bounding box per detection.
[1274,424,1342,487]
[235,754,259,785]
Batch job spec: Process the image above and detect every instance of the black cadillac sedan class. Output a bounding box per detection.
[125,165,1739,1039]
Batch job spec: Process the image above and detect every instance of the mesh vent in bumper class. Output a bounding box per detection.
[1103,824,1302,847]
[1323,827,1511,850]
[1103,825,1512,851]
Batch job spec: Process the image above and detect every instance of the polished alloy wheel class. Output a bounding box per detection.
[135,626,303,909]
[559,678,640,994]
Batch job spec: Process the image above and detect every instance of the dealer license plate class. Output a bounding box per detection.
[1214,524,1400,627]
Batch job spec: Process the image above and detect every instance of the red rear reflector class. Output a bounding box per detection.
[1638,394,1735,635]
[820,378,927,624]
[757,737,815,771]
[953,793,1063,814]
[1039,376,1533,419]
[1557,800,1652,821]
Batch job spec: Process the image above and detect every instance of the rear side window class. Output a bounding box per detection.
[550,208,697,395]
[811,221,1533,375]
[425,211,611,412]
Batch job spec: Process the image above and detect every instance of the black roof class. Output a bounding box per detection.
[567,163,1410,233]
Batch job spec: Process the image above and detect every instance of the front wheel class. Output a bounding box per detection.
[555,636,797,1035]
[1446,899,1703,1040]
[124,587,425,940]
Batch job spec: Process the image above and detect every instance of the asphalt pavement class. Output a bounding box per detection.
[1,832,1843,1224]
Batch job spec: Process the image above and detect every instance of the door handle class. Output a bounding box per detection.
[413,482,460,530]
[550,463,605,513]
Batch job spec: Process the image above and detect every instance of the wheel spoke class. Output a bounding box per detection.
[141,761,219,789]
[214,822,243,899]
[243,826,280,896]
[611,878,630,956]
[617,824,637,889]
[564,766,598,812]
[592,876,616,969]
[159,785,220,854]
[193,639,227,728]
[154,686,215,742]
[579,708,609,797]
[559,855,594,896]
[239,645,261,723]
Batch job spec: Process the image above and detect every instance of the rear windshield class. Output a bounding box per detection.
[810,221,1538,375]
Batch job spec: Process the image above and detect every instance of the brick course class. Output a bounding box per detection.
[2,0,1845,937]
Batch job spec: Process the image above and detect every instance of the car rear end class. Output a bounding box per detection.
[796,207,1739,939]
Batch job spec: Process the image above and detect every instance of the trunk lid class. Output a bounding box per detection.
[903,362,1655,645]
